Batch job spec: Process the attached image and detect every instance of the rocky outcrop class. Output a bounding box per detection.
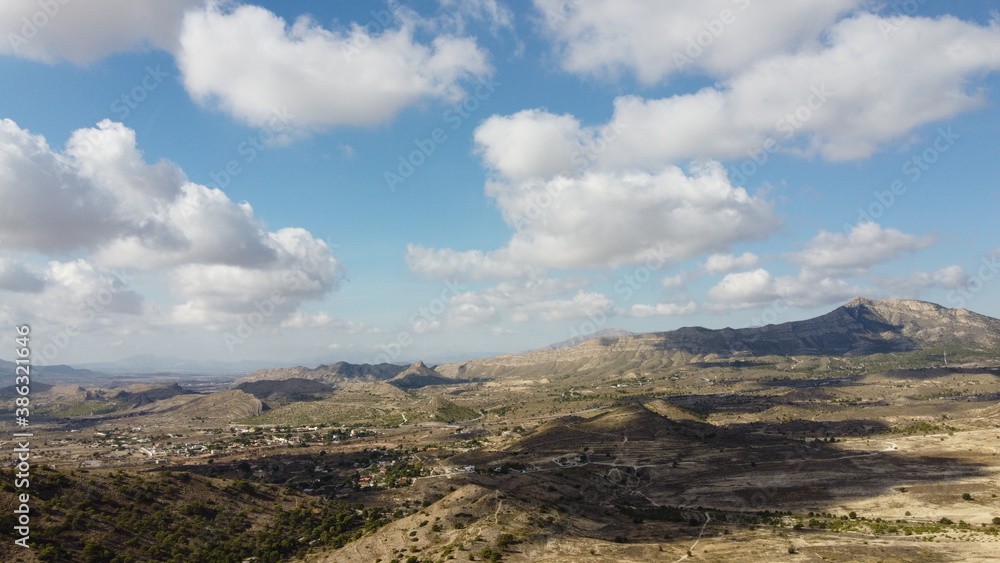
[388,361,466,390]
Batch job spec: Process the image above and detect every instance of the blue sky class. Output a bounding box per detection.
[1,0,999,366]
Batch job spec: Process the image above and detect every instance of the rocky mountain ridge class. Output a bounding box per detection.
[236,298,1000,386]
[435,297,1000,380]
[238,361,406,385]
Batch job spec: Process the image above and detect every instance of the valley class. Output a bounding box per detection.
[2,298,1000,562]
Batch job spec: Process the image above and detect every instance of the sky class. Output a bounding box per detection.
[1,0,1000,368]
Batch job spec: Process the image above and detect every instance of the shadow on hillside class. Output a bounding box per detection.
[756,376,863,389]
[688,360,775,369]
[483,413,991,518]
[883,366,1000,380]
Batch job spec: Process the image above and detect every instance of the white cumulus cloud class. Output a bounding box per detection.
[408,161,777,279]
[0,0,201,64]
[790,222,935,281]
[703,252,759,274]
[0,118,344,329]
[176,3,491,131]
[534,0,860,84]
[499,13,1000,170]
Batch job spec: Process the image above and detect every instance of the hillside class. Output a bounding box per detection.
[437,297,1000,381]
[233,378,334,401]
[6,297,1000,563]
[387,361,467,390]
[237,361,406,384]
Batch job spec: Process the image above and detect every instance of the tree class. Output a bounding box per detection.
[496,533,515,550]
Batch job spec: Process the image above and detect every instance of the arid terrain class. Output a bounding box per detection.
[2,298,1000,562]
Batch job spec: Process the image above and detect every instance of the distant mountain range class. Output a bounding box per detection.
[0,359,100,379]
[434,297,1000,381]
[235,297,1000,388]
[8,297,999,385]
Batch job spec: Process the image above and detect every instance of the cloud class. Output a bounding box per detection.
[703,252,759,274]
[874,265,970,296]
[0,119,133,253]
[707,222,939,310]
[409,161,777,279]
[280,311,375,333]
[534,0,859,84]
[438,0,515,35]
[446,299,500,327]
[707,267,863,310]
[166,228,343,327]
[790,222,935,281]
[0,259,146,343]
[0,257,45,293]
[176,3,491,131]
[441,277,607,326]
[0,118,298,268]
[629,301,697,317]
[474,109,587,181]
[0,0,201,64]
[660,274,686,289]
[497,13,1000,170]
[405,246,536,282]
[0,118,344,328]
[510,290,615,322]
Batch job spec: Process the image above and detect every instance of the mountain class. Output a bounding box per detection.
[237,361,407,384]
[387,361,467,390]
[111,383,194,407]
[233,378,334,401]
[436,297,1000,381]
[539,328,634,351]
[0,359,101,379]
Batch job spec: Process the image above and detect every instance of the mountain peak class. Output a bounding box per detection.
[844,296,875,307]
[437,298,1000,380]
[389,361,463,389]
